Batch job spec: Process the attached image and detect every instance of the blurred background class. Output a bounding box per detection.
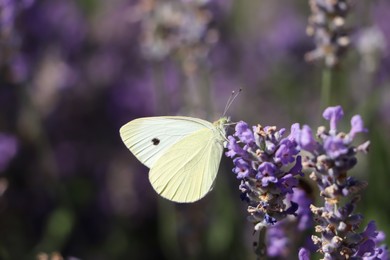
[0,0,389,259]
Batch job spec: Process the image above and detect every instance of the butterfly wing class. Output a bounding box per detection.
[119,116,213,168]
[149,127,225,203]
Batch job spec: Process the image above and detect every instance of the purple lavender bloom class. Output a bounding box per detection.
[323,135,349,159]
[323,105,344,133]
[289,123,301,140]
[264,140,276,154]
[348,115,368,140]
[225,136,244,158]
[278,174,298,194]
[256,162,277,186]
[299,125,317,152]
[297,105,368,174]
[288,155,303,175]
[274,139,299,165]
[233,158,251,179]
[226,122,302,229]
[0,134,18,172]
[235,121,255,144]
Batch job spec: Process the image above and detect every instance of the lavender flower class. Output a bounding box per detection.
[294,105,388,259]
[132,0,219,74]
[305,0,352,67]
[226,122,302,230]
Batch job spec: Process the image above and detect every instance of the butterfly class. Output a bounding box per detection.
[119,116,229,203]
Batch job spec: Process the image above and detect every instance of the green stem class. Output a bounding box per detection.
[254,228,267,260]
[321,68,332,110]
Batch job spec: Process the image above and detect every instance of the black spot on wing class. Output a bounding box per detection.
[152,138,160,146]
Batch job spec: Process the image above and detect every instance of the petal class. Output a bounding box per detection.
[323,106,344,131]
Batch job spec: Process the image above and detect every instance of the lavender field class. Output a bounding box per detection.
[1,0,390,259]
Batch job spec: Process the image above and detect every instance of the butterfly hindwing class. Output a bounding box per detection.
[149,127,224,203]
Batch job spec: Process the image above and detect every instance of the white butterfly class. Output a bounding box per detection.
[119,116,229,203]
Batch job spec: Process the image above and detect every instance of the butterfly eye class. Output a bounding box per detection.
[152,138,160,146]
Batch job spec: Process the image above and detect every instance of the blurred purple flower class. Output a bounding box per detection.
[0,0,87,83]
[353,221,389,259]
[373,1,390,46]
[0,0,14,26]
[372,1,390,84]
[0,134,18,172]
[266,223,289,257]
[134,0,219,75]
[288,187,313,231]
[305,0,351,67]
[108,73,156,126]
[24,0,86,53]
[266,186,314,258]
[263,7,306,57]
[356,26,387,73]
[298,247,310,260]
[0,0,34,79]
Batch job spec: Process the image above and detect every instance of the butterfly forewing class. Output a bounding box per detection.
[149,127,225,203]
[120,117,213,168]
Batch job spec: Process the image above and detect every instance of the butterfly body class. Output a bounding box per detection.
[120,116,228,203]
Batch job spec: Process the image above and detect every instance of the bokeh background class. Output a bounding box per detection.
[0,0,389,259]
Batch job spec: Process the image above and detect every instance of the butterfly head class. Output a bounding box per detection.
[214,116,230,126]
[214,117,231,138]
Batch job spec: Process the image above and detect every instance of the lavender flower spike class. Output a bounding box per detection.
[305,0,352,67]
[297,106,388,259]
[225,123,302,229]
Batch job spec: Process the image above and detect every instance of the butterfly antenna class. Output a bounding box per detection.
[222,92,234,116]
[223,88,242,116]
